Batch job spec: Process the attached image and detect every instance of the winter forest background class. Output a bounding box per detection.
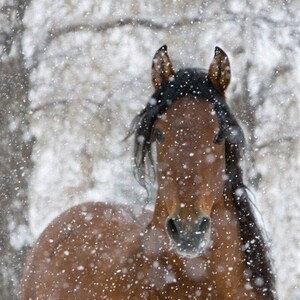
[0,0,299,299]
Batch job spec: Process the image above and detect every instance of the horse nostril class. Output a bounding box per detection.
[197,217,211,234]
[166,218,180,239]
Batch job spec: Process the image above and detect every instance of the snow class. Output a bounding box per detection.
[14,0,300,299]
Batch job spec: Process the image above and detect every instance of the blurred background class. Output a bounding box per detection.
[0,0,299,299]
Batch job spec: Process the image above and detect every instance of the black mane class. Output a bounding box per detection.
[129,68,277,299]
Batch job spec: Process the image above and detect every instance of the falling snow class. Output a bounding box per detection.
[0,0,299,299]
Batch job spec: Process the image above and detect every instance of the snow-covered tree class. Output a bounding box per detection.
[0,1,33,298]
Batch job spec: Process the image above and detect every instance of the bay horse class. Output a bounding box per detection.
[20,46,277,299]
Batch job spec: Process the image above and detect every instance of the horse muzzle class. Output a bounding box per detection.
[166,216,212,258]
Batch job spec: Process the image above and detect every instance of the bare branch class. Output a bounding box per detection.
[30,99,70,114]
[29,11,300,71]
[256,135,299,150]
[28,15,222,69]
[254,64,292,108]
[48,16,203,38]
[30,97,105,114]
[48,13,299,40]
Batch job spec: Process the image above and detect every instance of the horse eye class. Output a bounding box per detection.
[214,130,224,144]
[154,129,165,143]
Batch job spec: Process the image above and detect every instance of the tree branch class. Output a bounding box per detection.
[48,16,204,38]
[30,97,105,114]
[29,12,300,72]
[256,135,299,150]
[49,13,299,40]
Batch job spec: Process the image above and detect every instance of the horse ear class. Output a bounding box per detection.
[208,47,231,96]
[152,45,175,90]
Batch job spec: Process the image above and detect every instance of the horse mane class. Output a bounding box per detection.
[128,67,277,299]
[225,140,277,298]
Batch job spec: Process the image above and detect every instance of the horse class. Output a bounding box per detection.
[19,46,277,299]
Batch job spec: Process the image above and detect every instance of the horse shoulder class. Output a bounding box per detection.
[20,202,152,299]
